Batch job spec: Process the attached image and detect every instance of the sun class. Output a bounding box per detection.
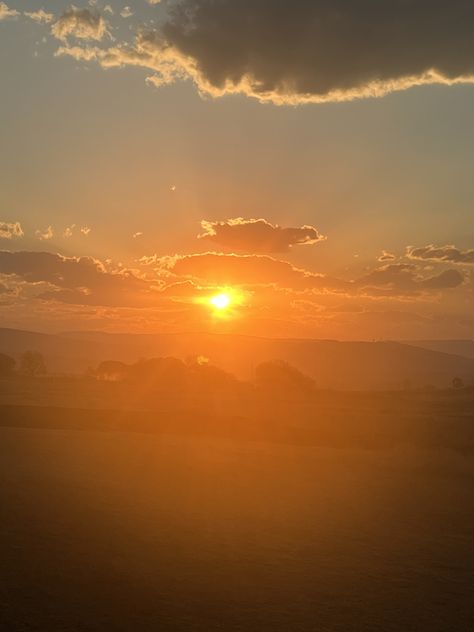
[210,292,231,310]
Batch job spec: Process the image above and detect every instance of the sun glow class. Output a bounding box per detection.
[210,292,231,310]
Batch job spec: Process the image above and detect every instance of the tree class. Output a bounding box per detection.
[19,351,47,377]
[96,360,129,381]
[0,353,15,377]
[255,360,315,396]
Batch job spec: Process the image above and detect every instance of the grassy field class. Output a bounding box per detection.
[1,379,473,631]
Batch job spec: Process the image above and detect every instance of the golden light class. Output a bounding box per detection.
[210,292,231,310]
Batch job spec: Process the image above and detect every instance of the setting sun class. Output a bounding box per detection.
[210,293,231,310]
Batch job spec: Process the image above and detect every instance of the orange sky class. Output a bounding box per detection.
[0,1,473,339]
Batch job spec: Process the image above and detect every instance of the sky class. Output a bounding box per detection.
[0,0,473,339]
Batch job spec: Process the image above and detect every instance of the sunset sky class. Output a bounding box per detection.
[1,0,473,339]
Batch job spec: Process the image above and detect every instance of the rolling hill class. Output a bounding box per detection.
[1,328,474,390]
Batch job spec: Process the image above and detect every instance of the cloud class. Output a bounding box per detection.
[378,250,396,262]
[72,0,474,105]
[198,218,325,253]
[24,9,54,24]
[0,2,18,20]
[51,6,109,42]
[36,226,54,241]
[420,268,466,290]
[357,263,465,294]
[120,6,134,19]
[0,222,23,240]
[407,244,474,265]
[143,252,467,299]
[154,252,349,292]
[0,250,157,307]
[62,224,90,238]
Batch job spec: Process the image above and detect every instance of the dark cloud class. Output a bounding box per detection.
[158,252,348,292]
[53,1,474,104]
[357,263,465,293]
[199,218,325,253]
[407,244,474,265]
[153,0,474,103]
[151,253,467,298]
[420,268,465,289]
[0,250,155,307]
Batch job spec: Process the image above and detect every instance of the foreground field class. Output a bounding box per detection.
[0,390,473,631]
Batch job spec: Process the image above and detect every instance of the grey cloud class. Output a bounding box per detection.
[152,253,466,297]
[52,1,474,104]
[0,250,156,307]
[357,263,465,293]
[157,252,348,292]
[199,218,325,253]
[407,244,474,265]
[420,268,465,289]
[154,0,474,103]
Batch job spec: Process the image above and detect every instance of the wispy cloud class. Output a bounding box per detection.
[35,226,54,241]
[51,6,109,42]
[120,6,134,19]
[24,9,54,24]
[378,250,396,262]
[0,2,18,21]
[0,221,23,240]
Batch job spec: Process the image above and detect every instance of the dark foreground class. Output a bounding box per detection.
[0,393,473,631]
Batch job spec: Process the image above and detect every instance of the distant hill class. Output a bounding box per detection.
[0,328,473,390]
[405,340,474,360]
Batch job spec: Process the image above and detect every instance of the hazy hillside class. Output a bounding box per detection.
[406,340,474,360]
[1,328,474,390]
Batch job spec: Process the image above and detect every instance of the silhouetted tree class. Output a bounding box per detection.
[255,360,315,396]
[96,360,129,381]
[189,362,237,395]
[19,351,47,377]
[128,357,187,394]
[452,377,464,389]
[0,353,15,377]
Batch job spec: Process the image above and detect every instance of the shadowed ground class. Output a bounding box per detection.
[1,403,473,631]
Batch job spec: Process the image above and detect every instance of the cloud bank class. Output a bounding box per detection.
[0,250,155,307]
[50,0,474,104]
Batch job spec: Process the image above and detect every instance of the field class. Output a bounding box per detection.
[0,379,473,631]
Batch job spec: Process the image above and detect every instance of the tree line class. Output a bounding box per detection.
[0,351,47,377]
